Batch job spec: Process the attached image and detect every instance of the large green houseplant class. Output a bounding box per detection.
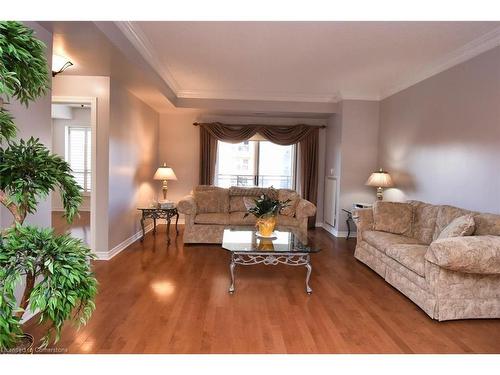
[0,21,97,350]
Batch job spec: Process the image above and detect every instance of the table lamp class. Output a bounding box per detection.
[154,163,177,202]
[365,168,393,201]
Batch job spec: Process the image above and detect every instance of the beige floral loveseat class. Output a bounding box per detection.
[178,186,316,244]
[354,200,500,321]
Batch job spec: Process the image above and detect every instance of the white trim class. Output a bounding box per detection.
[316,222,356,238]
[381,26,500,99]
[116,22,500,105]
[52,208,90,212]
[95,223,154,260]
[114,22,338,104]
[115,21,181,93]
[177,88,339,103]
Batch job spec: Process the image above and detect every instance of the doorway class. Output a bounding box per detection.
[51,96,97,253]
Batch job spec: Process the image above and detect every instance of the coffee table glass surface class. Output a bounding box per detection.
[221,227,318,253]
[221,227,320,294]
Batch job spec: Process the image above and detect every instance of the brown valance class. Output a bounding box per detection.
[197,122,322,227]
[194,122,324,145]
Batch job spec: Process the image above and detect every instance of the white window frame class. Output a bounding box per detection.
[65,125,92,194]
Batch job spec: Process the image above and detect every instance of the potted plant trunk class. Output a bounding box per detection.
[0,21,97,351]
[244,188,290,237]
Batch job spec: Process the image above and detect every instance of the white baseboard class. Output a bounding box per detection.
[52,208,91,212]
[95,223,153,260]
[316,222,356,238]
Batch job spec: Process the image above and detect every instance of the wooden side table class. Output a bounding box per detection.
[138,207,179,244]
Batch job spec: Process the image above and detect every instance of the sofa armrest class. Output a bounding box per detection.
[352,208,373,232]
[425,235,500,274]
[177,195,197,215]
[295,199,316,219]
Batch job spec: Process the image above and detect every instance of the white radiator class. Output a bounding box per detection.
[324,176,337,227]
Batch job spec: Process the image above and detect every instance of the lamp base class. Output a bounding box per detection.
[376,187,384,201]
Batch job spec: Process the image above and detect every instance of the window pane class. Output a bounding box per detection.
[66,127,92,192]
[258,141,294,189]
[69,128,85,172]
[215,139,295,189]
[216,141,256,187]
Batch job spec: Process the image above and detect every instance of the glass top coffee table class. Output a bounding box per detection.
[221,227,321,294]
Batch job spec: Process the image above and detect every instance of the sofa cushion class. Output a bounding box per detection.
[385,244,428,277]
[474,213,500,236]
[278,189,300,217]
[194,213,229,225]
[408,200,439,244]
[229,196,248,212]
[363,230,423,254]
[228,187,278,213]
[373,201,413,235]
[433,205,474,240]
[229,212,258,225]
[193,186,229,213]
[426,235,500,274]
[437,214,475,239]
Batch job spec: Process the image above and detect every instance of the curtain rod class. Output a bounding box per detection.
[193,122,326,128]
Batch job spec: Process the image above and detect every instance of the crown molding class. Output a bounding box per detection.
[336,92,381,102]
[115,22,500,106]
[115,21,181,94]
[380,26,500,100]
[177,89,339,103]
[115,22,339,104]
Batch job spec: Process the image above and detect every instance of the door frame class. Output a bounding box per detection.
[52,96,98,254]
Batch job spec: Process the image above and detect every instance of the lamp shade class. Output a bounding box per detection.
[365,169,393,188]
[154,164,177,181]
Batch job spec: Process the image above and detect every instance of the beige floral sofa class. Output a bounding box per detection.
[354,200,500,321]
[178,186,316,244]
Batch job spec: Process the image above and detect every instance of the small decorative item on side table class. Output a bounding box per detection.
[138,205,179,245]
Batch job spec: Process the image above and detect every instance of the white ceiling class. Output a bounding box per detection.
[124,21,500,102]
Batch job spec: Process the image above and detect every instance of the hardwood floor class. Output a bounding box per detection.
[52,210,90,245]
[25,225,500,353]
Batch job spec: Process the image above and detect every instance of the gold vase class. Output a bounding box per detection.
[256,215,276,237]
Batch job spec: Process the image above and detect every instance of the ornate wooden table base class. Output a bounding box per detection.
[138,207,179,244]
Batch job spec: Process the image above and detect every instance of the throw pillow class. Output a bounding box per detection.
[437,214,475,240]
[373,201,413,235]
[278,189,300,217]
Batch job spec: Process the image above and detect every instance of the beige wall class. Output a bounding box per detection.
[158,111,200,207]
[52,107,91,211]
[324,100,380,233]
[108,81,159,249]
[52,75,111,254]
[379,46,500,214]
[0,22,53,230]
[158,112,327,223]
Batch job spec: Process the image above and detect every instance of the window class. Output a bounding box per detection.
[215,139,295,189]
[65,126,91,193]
